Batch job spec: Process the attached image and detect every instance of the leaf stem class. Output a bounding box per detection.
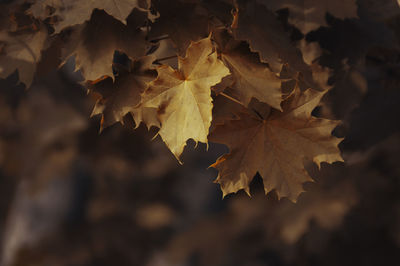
[150,35,170,43]
[219,92,246,107]
[154,55,178,64]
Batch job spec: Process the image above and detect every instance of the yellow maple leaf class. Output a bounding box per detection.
[137,36,230,161]
[210,87,343,201]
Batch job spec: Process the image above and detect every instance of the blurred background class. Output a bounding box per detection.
[1,0,400,266]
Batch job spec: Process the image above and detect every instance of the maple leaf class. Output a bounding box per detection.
[131,106,161,130]
[210,93,248,132]
[259,0,358,34]
[149,0,210,55]
[214,30,283,110]
[209,87,343,201]
[62,9,148,81]
[221,51,283,110]
[0,28,48,87]
[232,0,316,88]
[29,0,149,33]
[201,0,235,26]
[89,56,156,131]
[137,36,230,160]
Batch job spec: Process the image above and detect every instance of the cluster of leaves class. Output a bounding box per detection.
[1,0,400,265]
[0,0,360,201]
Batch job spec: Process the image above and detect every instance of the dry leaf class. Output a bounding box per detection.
[0,28,48,87]
[138,36,230,160]
[62,9,148,81]
[149,0,210,55]
[259,0,358,34]
[215,30,283,109]
[232,0,310,77]
[29,0,149,33]
[89,56,156,130]
[210,87,343,201]
[210,93,246,131]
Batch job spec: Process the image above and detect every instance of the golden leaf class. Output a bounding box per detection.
[138,36,230,160]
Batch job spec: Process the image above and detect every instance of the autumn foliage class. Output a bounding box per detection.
[0,0,362,201]
[1,0,400,265]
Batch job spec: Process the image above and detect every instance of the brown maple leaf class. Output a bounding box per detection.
[149,0,210,55]
[0,28,48,87]
[137,36,230,160]
[209,87,343,201]
[214,30,283,110]
[62,9,148,81]
[232,0,315,88]
[89,56,156,131]
[201,0,236,26]
[210,92,250,133]
[259,0,358,34]
[28,0,150,33]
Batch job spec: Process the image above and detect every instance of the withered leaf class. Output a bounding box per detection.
[259,0,358,34]
[149,0,210,55]
[138,37,230,160]
[29,0,149,33]
[210,93,246,131]
[62,9,148,81]
[215,31,283,110]
[210,87,343,201]
[89,56,156,130]
[0,28,48,87]
[201,0,235,26]
[221,52,282,110]
[232,0,314,86]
